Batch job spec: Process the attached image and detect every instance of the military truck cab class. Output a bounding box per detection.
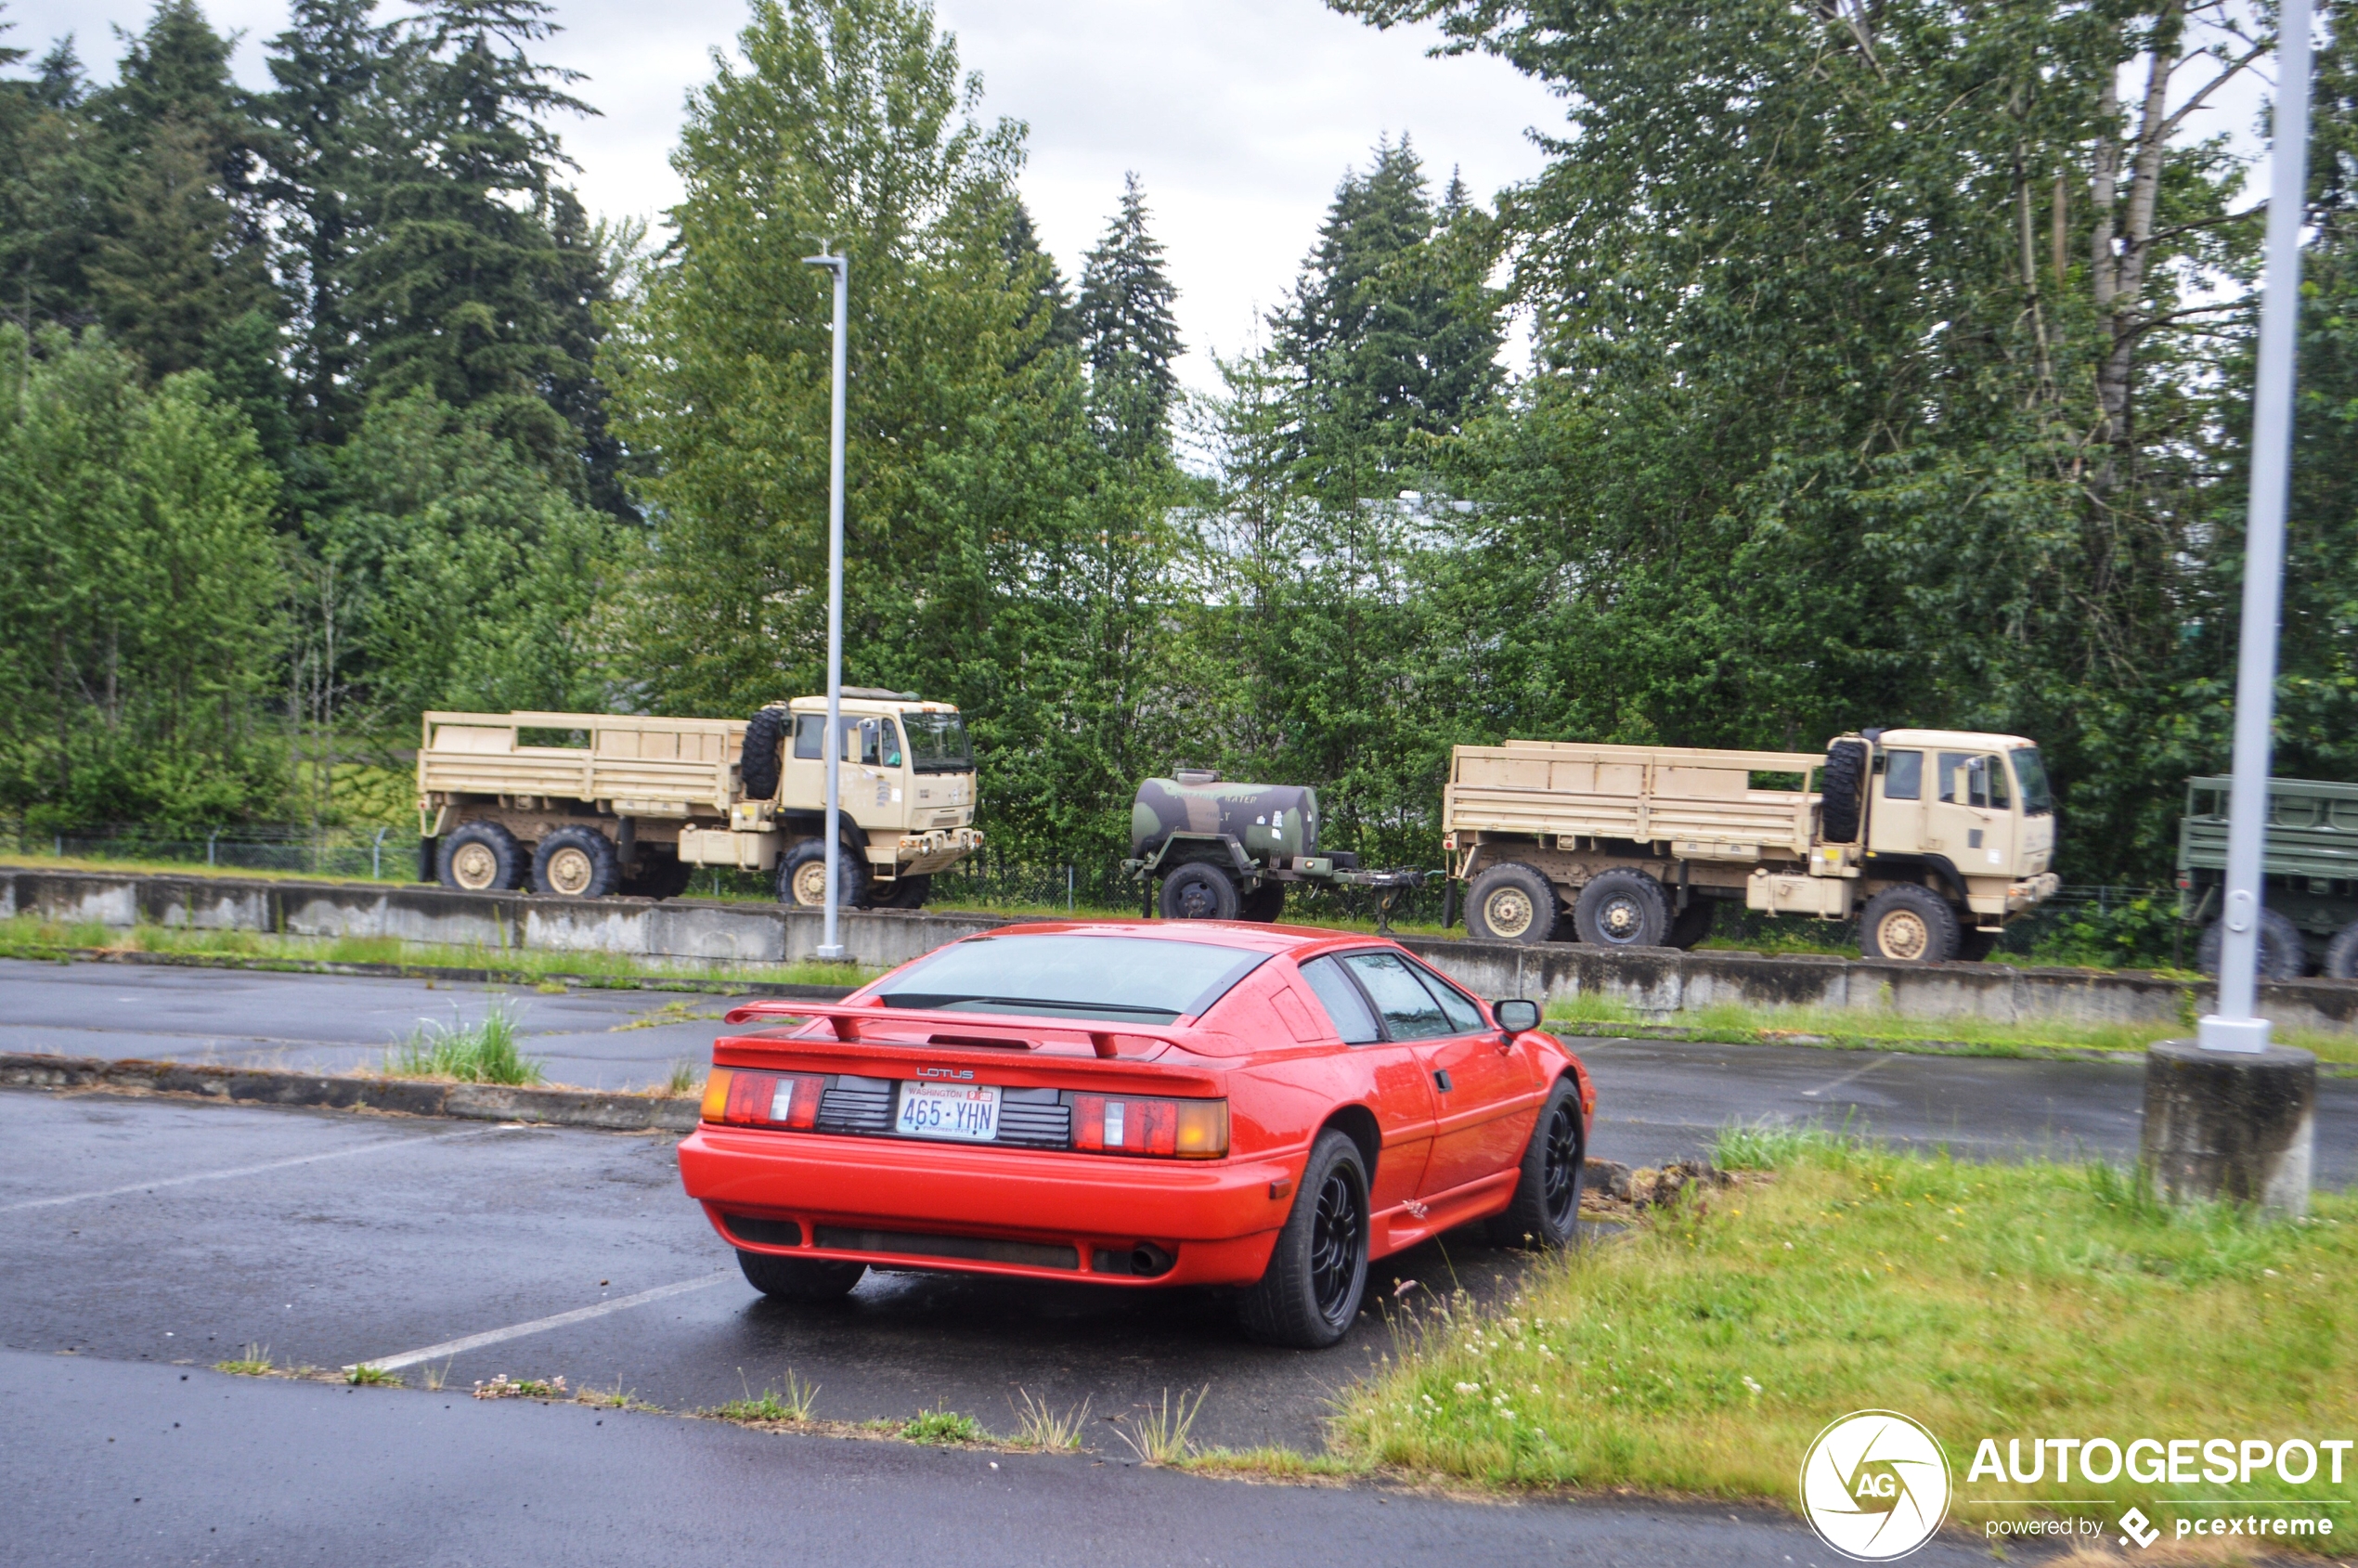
[1846,729,2060,960]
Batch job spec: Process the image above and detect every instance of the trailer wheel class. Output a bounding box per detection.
[1956,928,2000,962]
[532,825,621,899]
[2196,911,2309,980]
[1160,862,1241,920]
[1467,862,1559,944]
[2326,922,2358,981]
[1574,868,1670,948]
[739,705,791,800]
[439,822,524,893]
[781,838,867,910]
[1239,881,1286,923]
[1860,885,1961,963]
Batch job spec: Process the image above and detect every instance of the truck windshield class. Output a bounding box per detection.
[877,934,1267,1024]
[903,711,973,774]
[2010,747,2054,814]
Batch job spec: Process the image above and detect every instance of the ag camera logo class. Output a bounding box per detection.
[1800,1410,1953,1560]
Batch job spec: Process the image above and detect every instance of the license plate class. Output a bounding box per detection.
[894,1082,1001,1142]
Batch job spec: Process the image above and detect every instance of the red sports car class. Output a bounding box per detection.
[677,921,1594,1346]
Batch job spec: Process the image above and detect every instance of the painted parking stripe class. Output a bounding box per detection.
[346,1273,736,1373]
[0,1126,510,1214]
[1801,1054,1898,1099]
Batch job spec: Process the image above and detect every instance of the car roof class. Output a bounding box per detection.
[956,919,1383,958]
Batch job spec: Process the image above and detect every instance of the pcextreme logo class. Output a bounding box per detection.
[1799,1410,1953,1561]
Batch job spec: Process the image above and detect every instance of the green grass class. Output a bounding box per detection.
[344,1364,401,1386]
[1336,1129,2356,1542]
[214,1344,273,1376]
[0,913,881,990]
[1542,992,2358,1067]
[901,1407,986,1445]
[383,1001,545,1085]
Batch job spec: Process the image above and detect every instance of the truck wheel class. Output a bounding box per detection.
[1820,739,1869,844]
[1160,862,1241,920]
[1574,868,1670,948]
[781,838,867,910]
[1239,882,1286,923]
[1860,885,1961,963]
[622,851,694,900]
[2326,922,2358,981]
[439,822,524,893]
[875,873,931,910]
[2196,911,2309,979]
[738,705,791,800]
[1956,928,2000,962]
[1666,897,1716,950]
[1467,862,1559,945]
[531,825,621,898]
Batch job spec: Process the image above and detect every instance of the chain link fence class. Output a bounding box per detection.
[0,821,416,882]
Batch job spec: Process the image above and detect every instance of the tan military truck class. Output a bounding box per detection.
[1443,729,2060,962]
[415,690,982,908]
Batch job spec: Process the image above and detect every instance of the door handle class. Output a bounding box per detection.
[1432,1069,1452,1093]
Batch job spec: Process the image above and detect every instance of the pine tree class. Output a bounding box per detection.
[264,0,403,450]
[1001,197,1076,364]
[0,29,97,332]
[1075,173,1182,461]
[84,0,277,378]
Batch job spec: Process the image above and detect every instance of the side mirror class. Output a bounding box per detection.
[1494,998,1541,1039]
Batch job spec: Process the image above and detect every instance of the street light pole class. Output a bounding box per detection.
[2199,0,2313,1054]
[805,241,849,963]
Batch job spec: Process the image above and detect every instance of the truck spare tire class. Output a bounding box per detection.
[1820,739,1869,844]
[739,705,791,800]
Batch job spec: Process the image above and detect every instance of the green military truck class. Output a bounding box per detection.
[1123,771,1423,924]
[2178,774,2358,979]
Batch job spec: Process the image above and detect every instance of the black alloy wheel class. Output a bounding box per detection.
[1308,1162,1367,1328]
[1486,1076,1586,1249]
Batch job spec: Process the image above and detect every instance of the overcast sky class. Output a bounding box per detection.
[7,0,1567,392]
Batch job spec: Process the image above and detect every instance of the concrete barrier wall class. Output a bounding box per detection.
[6,865,2354,1034]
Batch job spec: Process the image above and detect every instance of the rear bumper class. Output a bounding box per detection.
[679,1125,1290,1288]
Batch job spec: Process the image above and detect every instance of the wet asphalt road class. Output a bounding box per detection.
[1,1349,2011,1568]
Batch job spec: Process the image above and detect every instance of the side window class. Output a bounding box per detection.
[1298,957,1380,1045]
[1341,952,1455,1041]
[875,719,902,768]
[1982,755,2010,809]
[1883,750,1922,801]
[1937,751,1974,805]
[793,715,823,759]
[1408,960,1484,1032]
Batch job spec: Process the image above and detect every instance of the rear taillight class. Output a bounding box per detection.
[701,1068,823,1129]
[1070,1095,1228,1160]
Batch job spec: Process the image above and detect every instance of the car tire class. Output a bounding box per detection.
[1574,868,1670,948]
[1484,1076,1585,1249]
[2326,921,2358,981]
[531,825,621,899]
[1238,881,1286,923]
[1466,862,1560,945]
[1666,897,1716,950]
[738,705,791,800]
[1160,862,1241,921]
[780,838,868,910]
[736,1249,865,1302]
[439,821,525,893]
[1860,884,1962,964]
[2197,910,2310,980]
[1239,1129,1369,1349]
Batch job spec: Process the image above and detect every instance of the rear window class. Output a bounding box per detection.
[876,934,1266,1025]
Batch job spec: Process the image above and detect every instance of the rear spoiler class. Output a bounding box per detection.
[720,1000,1194,1061]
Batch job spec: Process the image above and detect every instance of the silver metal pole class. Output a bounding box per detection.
[2199,0,2313,1054]
[805,243,849,962]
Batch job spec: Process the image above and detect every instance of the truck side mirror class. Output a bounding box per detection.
[1494,998,1541,1039]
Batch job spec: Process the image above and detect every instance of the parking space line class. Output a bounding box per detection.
[346,1273,736,1372]
[1801,1054,1898,1099]
[0,1126,507,1214]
